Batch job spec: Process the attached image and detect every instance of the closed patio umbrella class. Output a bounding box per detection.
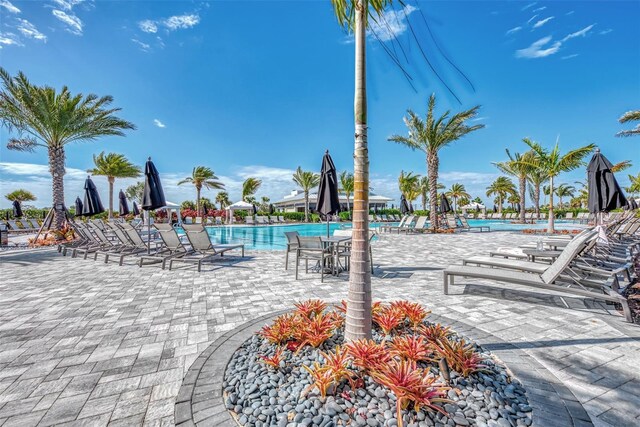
[118,190,130,216]
[252,204,258,215]
[132,201,140,216]
[409,202,414,213]
[631,199,638,210]
[82,176,105,216]
[587,148,627,221]
[400,195,409,215]
[74,197,83,217]
[493,205,497,213]
[516,202,521,213]
[12,200,23,218]
[440,194,452,213]
[269,204,275,215]
[316,150,340,236]
[142,158,166,253]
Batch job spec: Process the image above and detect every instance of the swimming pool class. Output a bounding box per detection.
[185,219,584,251]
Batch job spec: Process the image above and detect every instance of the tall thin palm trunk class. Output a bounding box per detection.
[49,147,66,229]
[108,176,115,218]
[534,184,540,219]
[548,176,555,232]
[304,191,310,222]
[519,176,526,223]
[345,1,371,342]
[196,186,202,216]
[498,196,503,214]
[427,154,438,230]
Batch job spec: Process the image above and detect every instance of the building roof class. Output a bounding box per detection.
[273,189,392,206]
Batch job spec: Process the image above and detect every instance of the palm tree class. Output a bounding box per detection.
[331,0,396,341]
[507,193,519,210]
[417,177,429,210]
[0,68,135,229]
[177,166,224,216]
[261,196,271,212]
[554,184,575,208]
[5,189,36,203]
[616,110,640,138]
[445,183,470,212]
[215,191,231,210]
[292,167,320,222]
[625,172,640,196]
[486,177,516,214]
[88,152,141,218]
[397,170,420,197]
[125,182,145,203]
[339,171,354,213]
[526,168,548,219]
[494,149,535,223]
[242,178,262,202]
[522,138,595,232]
[611,160,632,172]
[389,94,484,230]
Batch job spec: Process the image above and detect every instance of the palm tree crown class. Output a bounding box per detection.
[178,166,224,215]
[339,171,354,213]
[486,176,516,214]
[242,178,262,202]
[0,68,135,229]
[616,110,640,137]
[494,149,535,222]
[389,93,484,229]
[215,191,231,210]
[292,167,320,222]
[88,152,141,217]
[5,189,36,203]
[445,183,470,212]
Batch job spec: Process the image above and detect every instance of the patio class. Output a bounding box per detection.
[0,232,638,426]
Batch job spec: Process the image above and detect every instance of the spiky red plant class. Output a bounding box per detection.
[321,346,354,384]
[345,339,391,371]
[371,301,385,316]
[388,335,433,362]
[390,301,431,329]
[373,307,403,335]
[259,313,300,345]
[302,362,334,398]
[259,347,285,370]
[294,299,327,319]
[327,309,345,329]
[412,375,450,416]
[294,312,336,348]
[435,338,488,377]
[419,323,452,344]
[334,300,348,314]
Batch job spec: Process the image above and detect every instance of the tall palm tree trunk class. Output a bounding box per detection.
[304,192,309,222]
[498,196,503,214]
[108,176,115,218]
[345,1,371,342]
[519,176,526,223]
[534,185,540,219]
[422,194,427,211]
[548,176,555,232]
[196,186,202,217]
[49,146,66,230]
[427,154,438,230]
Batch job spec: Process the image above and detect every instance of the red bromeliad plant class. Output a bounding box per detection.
[435,338,488,378]
[321,346,354,385]
[259,347,285,370]
[295,299,327,319]
[294,312,336,348]
[388,335,433,363]
[335,300,348,315]
[345,339,391,371]
[371,301,385,316]
[259,313,301,345]
[419,323,452,344]
[390,301,431,329]
[373,306,403,335]
[302,362,334,398]
[412,375,450,416]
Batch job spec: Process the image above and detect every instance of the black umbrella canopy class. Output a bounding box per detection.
[587,149,627,214]
[269,204,275,215]
[516,202,521,213]
[74,197,83,217]
[400,195,410,215]
[440,194,452,213]
[12,200,23,218]
[82,176,105,216]
[118,190,130,216]
[493,205,497,213]
[316,150,341,217]
[132,201,141,216]
[409,202,414,213]
[142,157,166,211]
[252,204,258,215]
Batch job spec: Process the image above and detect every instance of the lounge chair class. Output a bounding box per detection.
[25,219,40,229]
[444,230,632,322]
[405,216,428,233]
[138,223,191,268]
[385,215,415,233]
[459,216,489,232]
[169,225,244,271]
[6,220,35,233]
[278,216,286,223]
[245,216,255,225]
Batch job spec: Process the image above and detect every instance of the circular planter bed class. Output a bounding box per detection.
[222,300,532,427]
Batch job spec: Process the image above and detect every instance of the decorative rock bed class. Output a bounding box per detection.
[222,300,532,427]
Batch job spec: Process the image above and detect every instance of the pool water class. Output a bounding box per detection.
[179,219,584,251]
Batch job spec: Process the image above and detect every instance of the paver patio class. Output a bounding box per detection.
[0,231,638,426]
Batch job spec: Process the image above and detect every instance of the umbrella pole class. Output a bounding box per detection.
[147,211,151,254]
[327,217,330,237]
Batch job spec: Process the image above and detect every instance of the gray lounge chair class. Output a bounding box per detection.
[138,223,191,269]
[459,216,489,232]
[169,225,244,271]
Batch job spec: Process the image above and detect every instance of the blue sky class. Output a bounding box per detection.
[1,0,638,209]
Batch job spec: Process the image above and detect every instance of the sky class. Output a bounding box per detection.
[0,0,639,209]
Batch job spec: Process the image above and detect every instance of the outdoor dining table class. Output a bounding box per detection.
[320,235,352,275]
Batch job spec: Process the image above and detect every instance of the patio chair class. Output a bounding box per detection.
[332,229,375,274]
[245,216,255,225]
[195,217,203,224]
[284,231,299,270]
[443,215,461,231]
[138,223,191,269]
[184,217,193,224]
[278,216,285,223]
[25,219,40,229]
[6,220,35,233]
[444,230,632,322]
[385,215,415,233]
[404,216,429,233]
[459,216,489,232]
[169,225,244,271]
[294,236,332,282]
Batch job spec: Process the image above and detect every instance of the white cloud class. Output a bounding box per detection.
[532,16,554,29]
[368,4,417,42]
[153,119,165,128]
[0,32,22,47]
[533,6,547,13]
[51,0,85,11]
[16,19,47,42]
[561,54,579,60]
[0,0,20,13]
[522,2,537,11]
[566,11,574,16]
[515,36,561,59]
[138,20,158,34]
[562,24,594,42]
[526,14,538,25]
[506,26,522,36]
[131,39,150,51]
[52,9,83,35]
[163,14,200,31]
[599,29,613,35]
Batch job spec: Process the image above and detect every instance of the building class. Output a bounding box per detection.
[273,190,393,213]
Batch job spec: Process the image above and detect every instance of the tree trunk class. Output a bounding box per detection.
[498,196,503,214]
[519,175,526,223]
[345,1,371,342]
[427,153,439,230]
[48,146,66,230]
[548,176,555,232]
[107,176,115,219]
[534,184,540,219]
[304,191,309,222]
[196,186,201,217]
[346,195,351,213]
[422,194,427,211]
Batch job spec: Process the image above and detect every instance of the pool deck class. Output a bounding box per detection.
[0,231,638,426]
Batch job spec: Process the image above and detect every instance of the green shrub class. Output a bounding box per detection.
[310,213,321,223]
[339,212,351,221]
[283,212,305,222]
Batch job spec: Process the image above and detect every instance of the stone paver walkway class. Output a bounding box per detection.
[0,232,638,427]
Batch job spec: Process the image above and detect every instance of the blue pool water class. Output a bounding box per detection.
[179,219,586,250]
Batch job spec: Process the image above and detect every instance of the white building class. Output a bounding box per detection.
[273,190,393,212]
